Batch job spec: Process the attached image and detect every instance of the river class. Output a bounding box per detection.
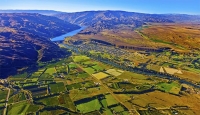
[51,26,86,42]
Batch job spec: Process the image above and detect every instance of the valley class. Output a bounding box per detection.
[1,44,200,115]
[0,10,200,115]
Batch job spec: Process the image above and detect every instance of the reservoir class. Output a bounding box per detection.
[51,26,86,42]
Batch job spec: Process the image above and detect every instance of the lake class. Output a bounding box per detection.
[51,26,86,42]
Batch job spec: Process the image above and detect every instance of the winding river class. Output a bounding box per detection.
[51,26,86,42]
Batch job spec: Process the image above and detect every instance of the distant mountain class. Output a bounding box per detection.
[55,10,200,31]
[0,10,62,16]
[0,13,80,78]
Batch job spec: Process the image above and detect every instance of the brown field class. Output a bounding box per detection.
[66,23,200,53]
[140,23,200,51]
[176,71,200,82]
[66,28,167,48]
[131,91,200,114]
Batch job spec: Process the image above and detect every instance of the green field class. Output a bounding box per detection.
[77,73,89,78]
[101,99,108,108]
[49,82,66,94]
[7,101,30,115]
[8,92,26,103]
[0,89,8,102]
[103,109,113,115]
[58,94,76,111]
[105,94,118,106]
[157,82,181,94]
[69,63,77,69]
[45,68,56,75]
[83,67,96,74]
[38,96,59,106]
[111,105,124,112]
[82,61,97,66]
[66,82,82,90]
[73,56,90,62]
[92,65,104,71]
[76,99,102,113]
[26,104,41,113]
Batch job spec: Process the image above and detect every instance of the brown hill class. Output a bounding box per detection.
[0,13,80,78]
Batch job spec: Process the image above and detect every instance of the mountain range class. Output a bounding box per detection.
[0,10,200,78]
[0,13,80,78]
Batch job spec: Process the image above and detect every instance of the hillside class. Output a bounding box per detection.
[60,11,200,52]
[55,11,175,31]
[0,13,80,78]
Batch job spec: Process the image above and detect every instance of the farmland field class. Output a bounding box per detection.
[0,89,8,102]
[49,82,66,93]
[37,96,59,106]
[157,82,181,94]
[73,56,90,62]
[76,99,102,113]
[7,101,30,115]
[66,82,82,90]
[77,73,89,78]
[92,72,109,80]
[26,104,41,113]
[58,94,76,111]
[92,65,104,71]
[69,63,78,69]
[45,67,56,75]
[83,67,96,74]
[8,92,26,103]
[105,94,118,106]
[105,69,123,76]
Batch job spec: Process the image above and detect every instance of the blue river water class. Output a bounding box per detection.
[51,26,86,42]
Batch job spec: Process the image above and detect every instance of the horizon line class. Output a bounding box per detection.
[0,9,200,15]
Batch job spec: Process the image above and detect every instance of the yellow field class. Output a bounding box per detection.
[105,69,123,76]
[92,72,109,80]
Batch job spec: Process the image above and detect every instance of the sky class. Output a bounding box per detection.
[0,0,200,15]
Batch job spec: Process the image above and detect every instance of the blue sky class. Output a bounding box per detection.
[0,0,200,14]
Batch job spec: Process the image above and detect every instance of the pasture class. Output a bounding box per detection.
[37,96,59,106]
[83,67,96,74]
[58,94,76,111]
[105,94,118,106]
[49,82,66,93]
[26,104,41,113]
[73,56,90,62]
[76,99,102,113]
[157,82,181,94]
[45,67,56,75]
[7,101,30,115]
[8,92,26,103]
[0,89,8,102]
[92,65,104,71]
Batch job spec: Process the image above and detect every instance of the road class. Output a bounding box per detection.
[3,88,10,115]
